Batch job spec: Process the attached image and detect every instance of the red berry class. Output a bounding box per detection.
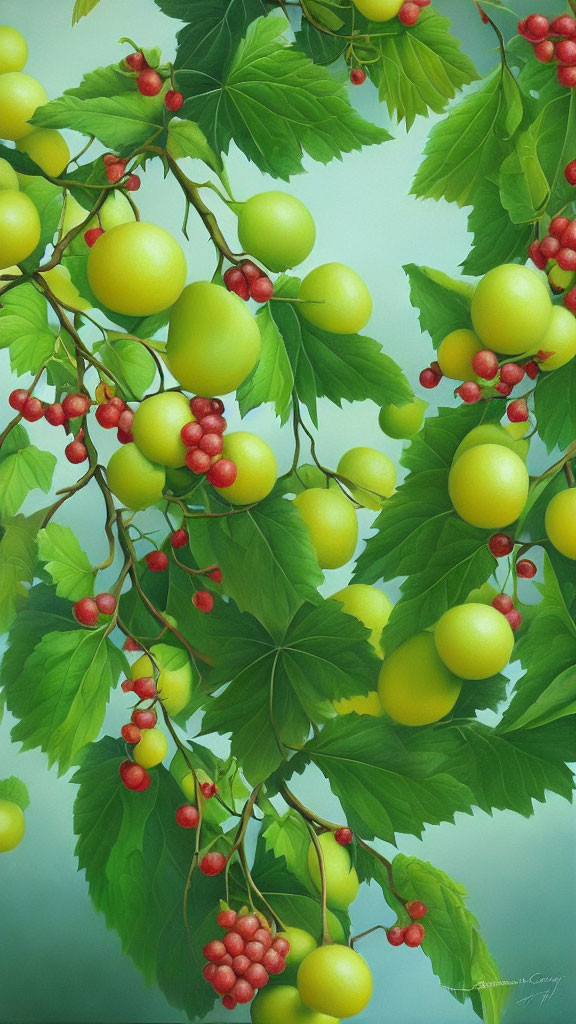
[224,931,245,957]
[495,381,513,396]
[244,962,269,989]
[203,963,218,983]
[138,67,163,96]
[95,402,121,428]
[249,276,274,303]
[211,398,225,414]
[223,266,250,301]
[132,677,156,700]
[414,0,430,5]
[261,948,285,974]
[105,161,126,184]
[550,217,570,239]
[206,567,223,584]
[180,421,204,446]
[507,399,529,423]
[523,360,540,379]
[556,247,576,271]
[556,40,576,65]
[132,708,157,729]
[272,936,290,957]
[419,367,441,389]
[119,760,150,791]
[193,590,214,613]
[8,388,29,411]
[457,381,482,404]
[200,781,217,799]
[236,915,259,941]
[524,13,549,40]
[404,923,425,947]
[499,362,525,386]
[203,940,228,963]
[124,174,141,192]
[558,65,576,87]
[528,240,547,270]
[253,928,272,949]
[222,994,237,1010]
[117,428,133,445]
[199,852,227,876]
[561,221,576,248]
[516,558,537,579]
[505,609,523,631]
[21,396,44,421]
[205,458,237,488]
[217,909,237,930]
[199,413,226,435]
[95,592,116,615]
[565,286,576,312]
[239,261,263,285]
[175,804,199,828]
[171,528,188,548]
[62,393,91,419]
[231,979,254,1004]
[103,153,119,166]
[65,439,88,463]
[117,408,134,433]
[165,89,184,111]
[406,900,428,920]
[398,2,420,27]
[121,678,134,692]
[125,51,148,71]
[73,596,99,626]
[124,639,141,654]
[199,432,223,456]
[551,15,576,36]
[334,826,353,846]
[472,350,499,380]
[492,593,514,615]
[121,723,141,744]
[387,926,405,946]
[232,955,250,977]
[190,396,213,419]
[489,533,514,558]
[244,941,264,962]
[44,402,67,426]
[540,235,560,259]
[186,448,212,473]
[350,67,366,85]
[534,39,555,62]
[145,550,169,572]
[221,954,234,967]
[212,966,236,995]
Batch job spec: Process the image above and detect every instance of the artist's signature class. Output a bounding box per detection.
[445,972,563,1008]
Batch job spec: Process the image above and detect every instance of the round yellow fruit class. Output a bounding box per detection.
[379,395,427,439]
[297,944,373,1019]
[293,488,358,570]
[337,447,396,510]
[0,26,27,74]
[539,305,576,371]
[378,632,462,726]
[131,647,193,717]
[299,263,372,334]
[448,443,529,528]
[351,0,403,20]
[214,431,277,505]
[251,985,339,1024]
[87,221,187,315]
[0,157,19,190]
[545,489,576,559]
[0,72,48,140]
[133,728,168,769]
[437,328,484,381]
[16,128,70,176]
[98,190,136,230]
[0,189,40,268]
[238,191,316,272]
[40,265,90,311]
[0,798,25,852]
[307,832,359,910]
[106,443,165,510]
[333,690,383,716]
[180,771,196,802]
[505,421,530,440]
[166,281,261,395]
[277,928,318,983]
[329,583,392,657]
[132,391,192,469]
[453,423,529,463]
[434,603,514,680]
[471,264,552,355]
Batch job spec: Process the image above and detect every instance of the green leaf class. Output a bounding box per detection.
[499,115,551,224]
[94,334,157,401]
[32,87,167,152]
[0,141,44,177]
[73,737,222,1020]
[462,181,533,276]
[365,8,478,129]
[403,264,473,349]
[20,178,63,271]
[181,14,389,180]
[0,776,30,811]
[534,359,576,454]
[159,0,266,76]
[294,19,348,65]
[72,0,103,23]
[4,628,127,773]
[450,673,508,720]
[402,402,498,475]
[0,510,45,634]
[262,810,311,887]
[0,282,57,376]
[166,118,224,180]
[0,446,57,521]
[237,303,294,422]
[201,599,380,782]
[37,523,94,601]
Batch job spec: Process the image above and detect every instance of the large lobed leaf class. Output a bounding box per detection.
[37,523,94,601]
[0,510,45,634]
[0,282,57,377]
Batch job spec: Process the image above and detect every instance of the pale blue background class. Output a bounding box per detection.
[0,1,574,1022]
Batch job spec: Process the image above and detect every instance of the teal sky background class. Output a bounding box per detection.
[0,1,575,1022]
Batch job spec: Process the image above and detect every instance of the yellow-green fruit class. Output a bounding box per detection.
[277,928,318,982]
[16,128,69,175]
[505,421,530,440]
[379,396,427,439]
[180,771,196,802]
[299,263,372,334]
[132,391,192,469]
[0,189,40,268]
[87,221,187,315]
[307,832,359,911]
[329,583,392,657]
[0,26,28,73]
[453,423,529,463]
[378,632,462,726]
[106,443,165,510]
[0,72,48,140]
[237,191,316,272]
[333,690,383,716]
[0,264,20,291]
[437,328,484,381]
[166,281,261,395]
[465,581,499,605]
[99,190,136,230]
[0,157,18,190]
[351,0,403,20]
[214,431,277,505]
[337,447,396,510]
[434,603,514,680]
[297,944,373,1019]
[0,799,25,852]
[545,489,576,559]
[448,443,529,529]
[61,193,88,234]
[293,488,358,570]
[40,265,90,312]
[471,264,552,355]
[165,465,196,496]
[539,305,576,371]
[251,985,339,1024]
[131,648,193,717]
[133,728,169,769]
[548,265,574,293]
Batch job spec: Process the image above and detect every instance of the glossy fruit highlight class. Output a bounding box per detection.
[434,603,515,679]
[0,26,28,73]
[0,799,26,852]
[297,944,373,1018]
[87,221,187,315]
[378,632,462,726]
[471,264,552,355]
[448,443,529,529]
[351,0,403,20]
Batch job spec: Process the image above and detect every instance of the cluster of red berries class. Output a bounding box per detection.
[223,261,274,304]
[202,910,290,1011]
[518,13,576,86]
[119,759,151,791]
[9,388,92,463]
[397,0,431,28]
[125,50,184,110]
[95,394,135,443]
[120,706,158,749]
[491,592,523,632]
[73,592,117,626]
[420,354,535,422]
[528,215,576,312]
[143,543,222,615]
[387,900,428,948]
[178,395,238,489]
[174,782,218,830]
[118,680,158,791]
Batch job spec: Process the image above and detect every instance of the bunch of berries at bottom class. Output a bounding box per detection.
[9,389,93,463]
[528,216,576,312]
[223,260,274,304]
[420,352,535,424]
[397,0,431,28]
[518,14,576,86]
[180,395,237,488]
[95,392,135,444]
[203,908,291,1011]
[387,900,428,948]
[124,49,184,110]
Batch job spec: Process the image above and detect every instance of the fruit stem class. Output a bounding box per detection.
[304,820,332,945]
[163,151,241,262]
[40,188,108,274]
[349,924,388,949]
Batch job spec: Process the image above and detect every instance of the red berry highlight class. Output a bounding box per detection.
[73,597,99,626]
[121,723,141,744]
[145,550,169,572]
[507,399,529,423]
[404,923,425,947]
[419,367,441,389]
[457,381,482,404]
[206,458,237,488]
[132,708,157,729]
[175,804,199,828]
[65,439,88,464]
[505,609,523,632]
[334,826,353,846]
[125,51,148,71]
[406,900,428,920]
[350,67,366,85]
[62,393,91,419]
[165,90,184,111]
[138,68,163,96]
[199,852,227,876]
[170,528,188,548]
[472,350,499,380]
[44,402,67,426]
[8,389,29,411]
[489,533,514,558]
[95,592,116,615]
[181,421,204,447]
[492,593,514,615]
[387,926,405,946]
[132,677,157,700]
[516,558,537,579]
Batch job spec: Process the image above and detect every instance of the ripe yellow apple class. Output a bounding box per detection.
[545,489,576,559]
[329,583,392,656]
[297,944,373,1019]
[17,128,70,176]
[293,488,358,569]
[0,799,25,852]
[539,305,576,371]
[337,446,396,509]
[434,603,514,680]
[0,26,28,73]
[378,632,462,726]
[238,191,316,272]
[251,985,339,1024]
[471,264,552,355]
[277,928,318,983]
[307,832,359,910]
[437,328,483,381]
[299,263,372,334]
[133,727,168,768]
[0,157,19,190]
[214,431,277,504]
[379,395,427,439]
[352,0,403,20]
[448,443,529,528]
[0,189,40,268]
[106,443,165,510]
[0,72,48,140]
[132,391,192,469]
[87,221,187,315]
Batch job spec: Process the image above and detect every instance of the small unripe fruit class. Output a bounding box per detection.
[175,804,199,828]
[489,534,514,557]
[199,852,227,876]
[516,558,537,579]
[145,550,169,572]
[95,592,116,615]
[73,597,99,626]
[138,68,163,96]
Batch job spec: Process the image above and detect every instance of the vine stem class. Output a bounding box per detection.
[304,819,332,945]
